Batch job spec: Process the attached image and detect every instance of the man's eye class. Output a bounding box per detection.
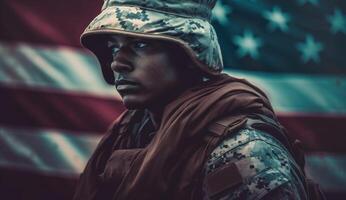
[110,46,120,56]
[133,41,148,49]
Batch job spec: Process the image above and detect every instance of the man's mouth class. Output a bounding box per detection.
[116,84,140,91]
[115,79,140,92]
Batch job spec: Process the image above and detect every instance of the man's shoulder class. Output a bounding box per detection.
[205,128,290,174]
[203,128,307,199]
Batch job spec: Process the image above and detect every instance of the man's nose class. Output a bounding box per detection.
[110,47,133,73]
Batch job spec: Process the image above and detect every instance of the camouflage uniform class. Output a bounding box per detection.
[205,128,308,199]
[129,110,308,200]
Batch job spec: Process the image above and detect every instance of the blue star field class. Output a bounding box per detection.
[211,0,346,74]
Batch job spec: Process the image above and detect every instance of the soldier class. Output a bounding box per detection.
[74,0,313,199]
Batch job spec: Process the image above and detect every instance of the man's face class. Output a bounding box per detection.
[107,35,192,110]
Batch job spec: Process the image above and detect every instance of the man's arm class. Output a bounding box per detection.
[204,128,308,200]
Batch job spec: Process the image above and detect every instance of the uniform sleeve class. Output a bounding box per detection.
[203,128,308,200]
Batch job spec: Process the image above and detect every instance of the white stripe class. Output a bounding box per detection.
[18,44,73,88]
[0,43,32,82]
[306,153,346,191]
[0,126,101,176]
[41,131,89,173]
[225,69,346,114]
[0,128,47,169]
[0,42,116,97]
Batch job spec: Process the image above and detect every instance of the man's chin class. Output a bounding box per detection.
[121,94,168,111]
[121,97,148,110]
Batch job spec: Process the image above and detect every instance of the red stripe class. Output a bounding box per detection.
[1,85,346,151]
[278,113,346,152]
[0,0,102,47]
[0,85,124,133]
[0,167,77,200]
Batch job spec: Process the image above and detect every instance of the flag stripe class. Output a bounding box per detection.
[227,69,346,114]
[0,167,77,200]
[306,153,346,192]
[0,84,124,133]
[278,112,346,152]
[0,126,100,176]
[0,0,101,47]
[0,42,114,97]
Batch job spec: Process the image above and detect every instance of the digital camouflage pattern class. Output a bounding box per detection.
[81,0,223,84]
[101,0,216,20]
[205,128,308,199]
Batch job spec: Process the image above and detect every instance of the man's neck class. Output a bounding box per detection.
[145,77,204,129]
[147,109,162,130]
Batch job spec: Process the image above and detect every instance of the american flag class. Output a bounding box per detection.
[0,0,345,199]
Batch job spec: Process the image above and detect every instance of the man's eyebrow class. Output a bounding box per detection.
[107,40,118,48]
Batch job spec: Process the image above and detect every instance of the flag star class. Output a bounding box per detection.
[297,35,324,63]
[297,0,319,6]
[233,31,262,59]
[212,1,232,26]
[327,9,346,34]
[263,7,291,32]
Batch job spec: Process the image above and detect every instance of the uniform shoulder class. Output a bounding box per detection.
[204,128,307,200]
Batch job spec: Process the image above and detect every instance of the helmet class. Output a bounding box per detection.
[81,0,223,84]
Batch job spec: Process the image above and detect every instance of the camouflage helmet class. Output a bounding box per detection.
[81,0,224,84]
